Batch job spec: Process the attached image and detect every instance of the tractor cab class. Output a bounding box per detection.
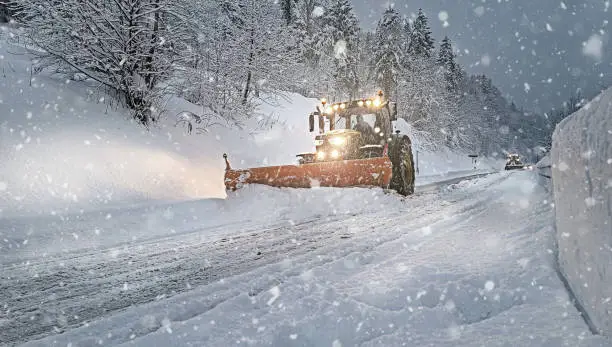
[298,92,398,164]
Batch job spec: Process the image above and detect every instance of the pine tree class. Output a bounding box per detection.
[409,9,435,58]
[437,36,459,93]
[325,0,359,45]
[399,18,411,68]
[326,0,361,99]
[292,0,332,68]
[371,7,404,98]
[281,0,295,25]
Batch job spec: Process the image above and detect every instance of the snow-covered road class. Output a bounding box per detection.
[2,171,609,346]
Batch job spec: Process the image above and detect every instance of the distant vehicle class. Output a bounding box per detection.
[504,154,532,170]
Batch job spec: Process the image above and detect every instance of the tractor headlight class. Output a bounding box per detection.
[331,149,340,159]
[373,98,381,107]
[317,151,326,160]
[329,136,346,146]
[374,127,380,133]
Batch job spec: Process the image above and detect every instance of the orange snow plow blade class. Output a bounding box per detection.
[223,154,392,191]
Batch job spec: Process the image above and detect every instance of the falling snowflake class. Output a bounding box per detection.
[312,6,324,18]
[524,83,531,93]
[585,197,597,207]
[582,34,603,61]
[267,286,280,305]
[162,318,172,334]
[481,54,491,66]
[438,11,449,27]
[334,40,347,59]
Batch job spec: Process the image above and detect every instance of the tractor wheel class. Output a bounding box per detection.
[388,134,415,196]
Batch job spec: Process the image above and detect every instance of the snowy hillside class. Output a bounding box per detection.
[551,86,612,335]
[0,33,314,217]
[0,28,499,218]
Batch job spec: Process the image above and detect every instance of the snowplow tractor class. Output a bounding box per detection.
[504,154,526,170]
[223,92,415,196]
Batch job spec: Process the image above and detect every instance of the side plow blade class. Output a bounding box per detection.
[223,154,392,191]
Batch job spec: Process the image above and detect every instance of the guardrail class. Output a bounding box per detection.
[536,164,553,192]
[537,165,552,179]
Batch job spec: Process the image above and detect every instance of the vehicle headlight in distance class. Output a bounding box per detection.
[331,150,340,159]
[317,151,326,160]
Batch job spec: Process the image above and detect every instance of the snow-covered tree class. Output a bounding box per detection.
[288,0,337,96]
[175,0,299,124]
[293,0,331,64]
[371,7,404,98]
[437,36,460,93]
[325,0,362,99]
[325,0,359,45]
[400,19,412,67]
[398,57,449,146]
[409,9,435,58]
[281,0,296,25]
[333,32,378,100]
[13,0,192,125]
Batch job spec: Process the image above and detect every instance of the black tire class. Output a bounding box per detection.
[388,134,415,196]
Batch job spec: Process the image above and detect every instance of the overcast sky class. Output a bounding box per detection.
[351,0,610,113]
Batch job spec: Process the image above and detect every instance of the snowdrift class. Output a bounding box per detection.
[551,86,612,335]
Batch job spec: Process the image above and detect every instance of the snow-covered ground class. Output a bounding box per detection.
[551,86,612,335]
[2,171,607,346]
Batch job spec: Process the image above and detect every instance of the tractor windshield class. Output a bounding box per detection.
[349,113,377,129]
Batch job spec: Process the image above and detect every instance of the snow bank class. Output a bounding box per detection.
[551,86,612,335]
[394,118,503,177]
